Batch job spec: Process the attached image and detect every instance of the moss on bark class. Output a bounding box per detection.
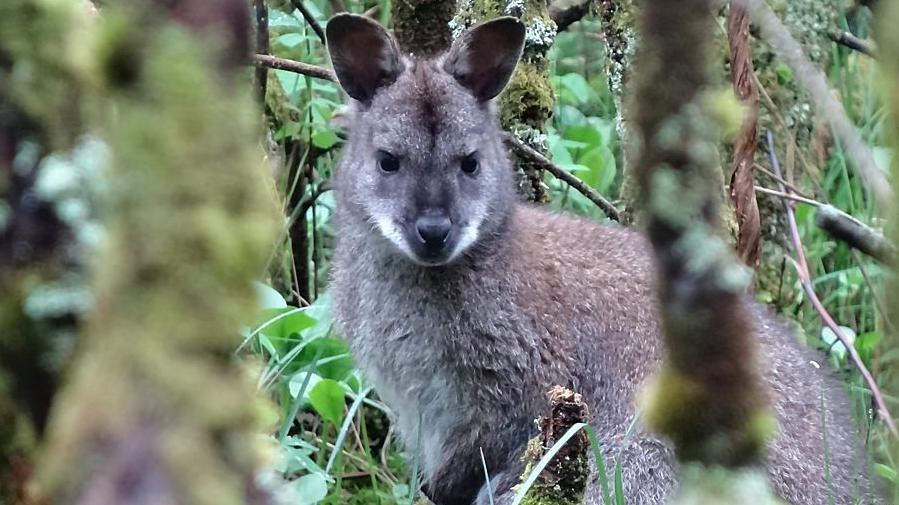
[23,2,282,504]
[631,0,778,490]
[877,2,899,503]
[517,387,589,505]
[453,0,556,201]
[392,0,457,56]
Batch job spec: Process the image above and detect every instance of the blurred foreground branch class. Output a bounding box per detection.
[30,1,282,503]
[631,0,779,501]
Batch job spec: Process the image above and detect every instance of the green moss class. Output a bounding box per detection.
[453,0,556,201]
[517,437,589,505]
[34,7,281,505]
[640,365,775,466]
[392,0,457,56]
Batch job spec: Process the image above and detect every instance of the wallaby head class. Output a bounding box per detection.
[326,15,525,266]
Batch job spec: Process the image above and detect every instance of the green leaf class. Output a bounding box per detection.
[875,463,897,482]
[312,130,339,149]
[775,63,794,84]
[854,331,882,362]
[565,124,604,150]
[254,281,287,310]
[559,73,593,104]
[291,473,328,504]
[289,371,322,399]
[308,378,346,425]
[821,325,856,362]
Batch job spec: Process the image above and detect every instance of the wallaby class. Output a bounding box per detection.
[327,14,875,505]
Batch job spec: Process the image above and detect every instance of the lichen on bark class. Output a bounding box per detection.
[29,2,281,504]
[630,0,780,500]
[452,0,557,202]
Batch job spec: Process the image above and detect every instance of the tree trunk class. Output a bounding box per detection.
[18,1,282,504]
[392,0,457,56]
[876,2,899,503]
[454,0,557,202]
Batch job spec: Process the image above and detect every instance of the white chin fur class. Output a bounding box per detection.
[373,215,416,258]
[374,215,483,267]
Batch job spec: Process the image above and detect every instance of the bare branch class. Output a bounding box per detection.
[549,0,593,32]
[727,0,762,267]
[503,134,621,222]
[830,30,877,59]
[363,5,380,18]
[764,130,898,438]
[815,204,895,264]
[753,186,822,207]
[252,54,335,81]
[289,0,326,45]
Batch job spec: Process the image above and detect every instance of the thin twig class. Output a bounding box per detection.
[289,0,326,45]
[765,130,898,438]
[753,186,822,207]
[503,134,620,222]
[830,30,877,59]
[363,5,380,18]
[754,76,826,197]
[252,54,335,81]
[753,163,812,199]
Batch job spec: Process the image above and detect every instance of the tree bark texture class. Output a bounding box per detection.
[6,1,283,505]
[453,0,557,202]
[392,0,457,56]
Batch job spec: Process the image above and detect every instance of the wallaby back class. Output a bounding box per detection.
[327,14,876,505]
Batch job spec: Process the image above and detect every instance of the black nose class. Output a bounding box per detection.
[416,215,451,246]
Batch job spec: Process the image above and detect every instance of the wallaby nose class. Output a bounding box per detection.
[415,215,452,246]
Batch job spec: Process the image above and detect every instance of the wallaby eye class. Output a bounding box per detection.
[377,151,400,173]
[461,154,479,175]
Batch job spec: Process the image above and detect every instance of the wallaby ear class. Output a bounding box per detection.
[443,17,525,102]
[326,14,403,103]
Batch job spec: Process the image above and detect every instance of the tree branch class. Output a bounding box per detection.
[765,130,898,438]
[727,0,762,267]
[814,204,895,264]
[503,134,620,222]
[549,0,593,32]
[289,0,326,45]
[252,54,335,81]
[830,30,877,59]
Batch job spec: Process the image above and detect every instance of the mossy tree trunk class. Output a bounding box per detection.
[631,0,779,502]
[392,0,457,56]
[877,2,899,503]
[2,1,282,504]
[0,1,95,500]
[453,0,557,202]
